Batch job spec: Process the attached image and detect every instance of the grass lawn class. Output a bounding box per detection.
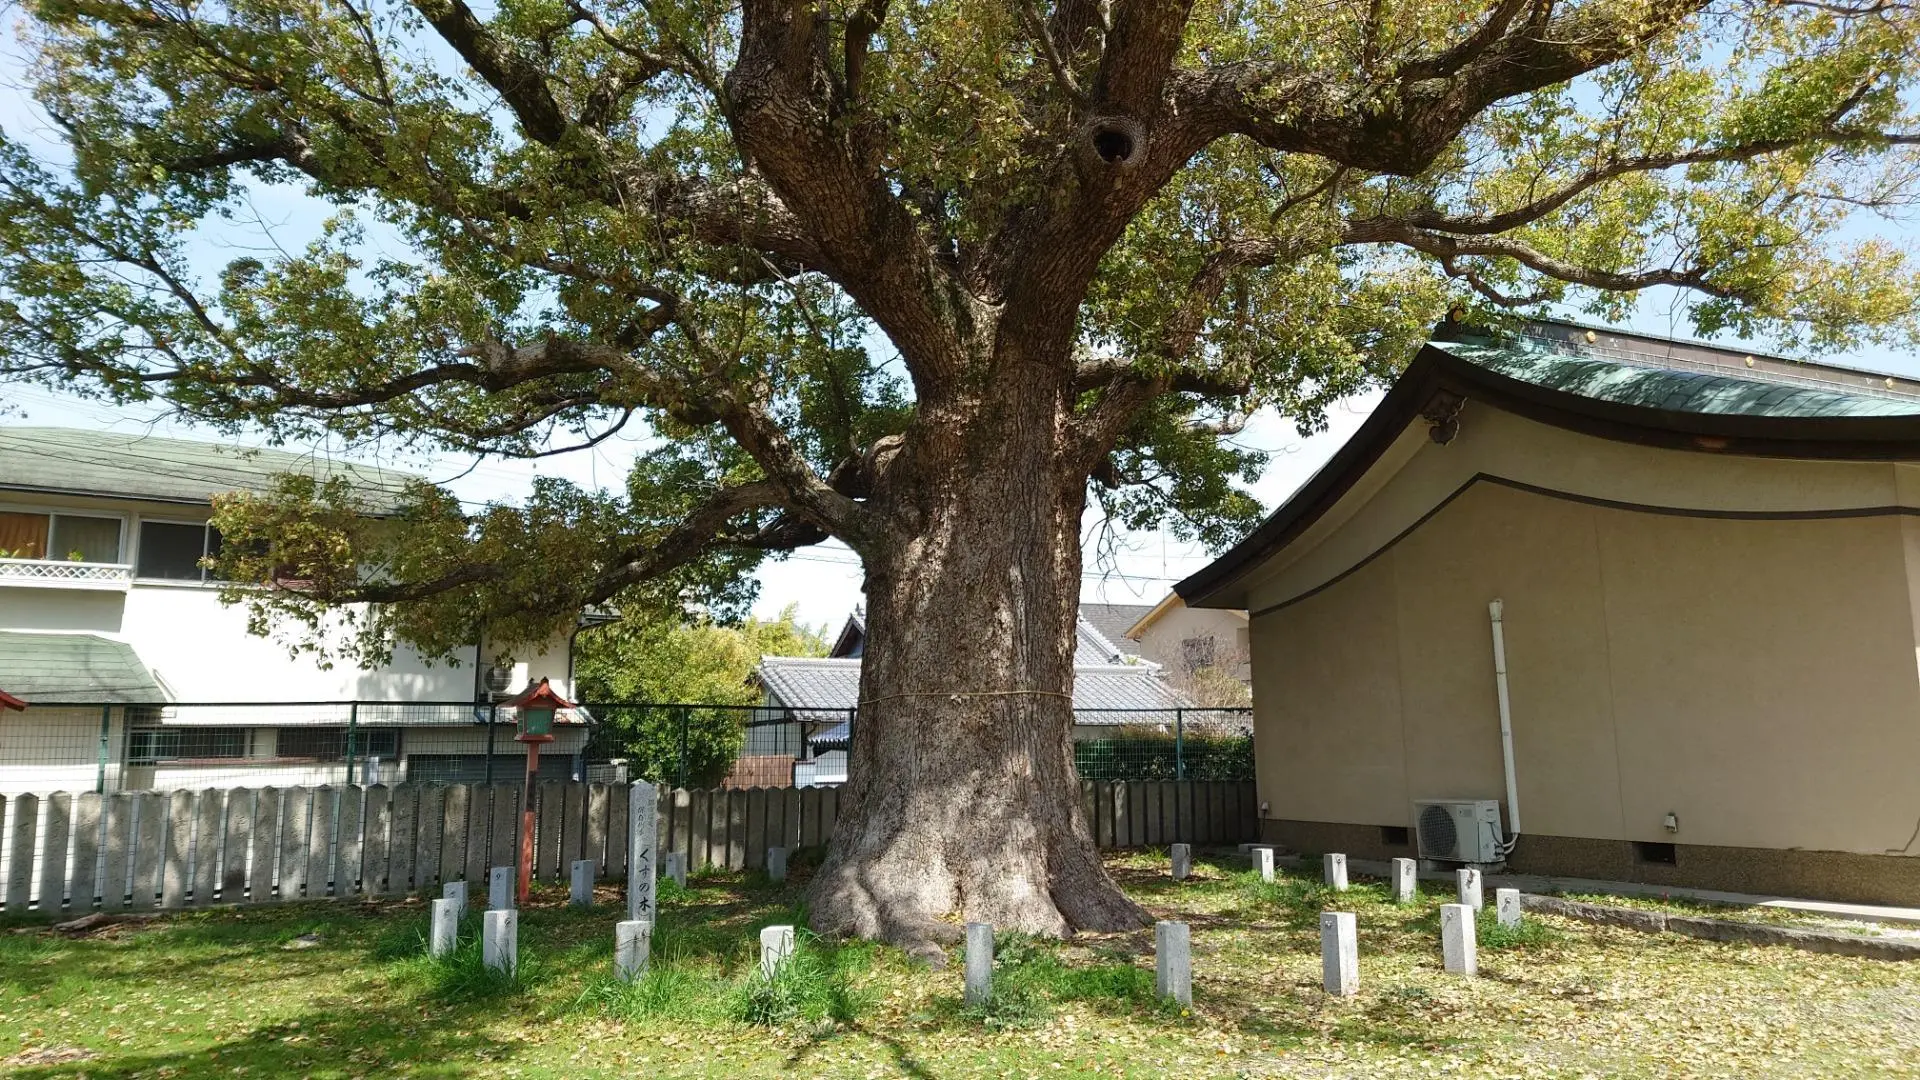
[2,850,1918,1078]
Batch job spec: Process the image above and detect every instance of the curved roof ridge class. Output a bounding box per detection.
[1178,319,1920,608]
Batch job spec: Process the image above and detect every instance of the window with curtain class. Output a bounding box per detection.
[49,515,121,562]
[0,511,123,561]
[0,512,49,559]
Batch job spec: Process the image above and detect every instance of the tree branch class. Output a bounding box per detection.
[727,0,973,394]
[1093,0,1196,115]
[1070,237,1279,460]
[583,480,802,600]
[1342,219,1753,300]
[310,479,799,607]
[1367,134,1920,238]
[1181,0,1714,176]
[410,0,570,144]
[1016,0,1091,109]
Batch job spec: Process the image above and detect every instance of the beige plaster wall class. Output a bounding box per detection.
[1251,467,1920,858]
[1132,602,1249,680]
[1241,406,1907,614]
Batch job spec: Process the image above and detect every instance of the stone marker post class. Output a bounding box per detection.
[1253,847,1275,883]
[429,897,459,958]
[483,909,517,976]
[760,924,796,979]
[627,781,657,923]
[1155,921,1192,1006]
[1456,867,1483,911]
[1170,843,1192,881]
[443,879,468,918]
[1391,858,1417,903]
[964,921,994,1007]
[1496,888,1522,928]
[488,865,514,910]
[571,859,596,907]
[1323,853,1348,891]
[663,851,688,889]
[1440,903,1477,976]
[1320,911,1358,996]
[767,847,789,883]
[615,919,651,982]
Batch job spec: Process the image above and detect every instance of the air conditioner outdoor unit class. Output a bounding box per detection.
[1413,798,1506,863]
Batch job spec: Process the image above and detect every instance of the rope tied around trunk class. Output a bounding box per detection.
[857,689,1074,705]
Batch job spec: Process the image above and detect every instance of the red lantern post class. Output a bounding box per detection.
[502,677,573,905]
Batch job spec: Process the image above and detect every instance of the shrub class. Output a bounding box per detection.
[1478,913,1556,950]
[579,966,707,1020]
[727,932,872,1027]
[1241,874,1333,914]
[387,927,543,1003]
[959,933,1157,1030]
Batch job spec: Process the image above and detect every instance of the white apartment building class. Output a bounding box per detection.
[0,427,589,794]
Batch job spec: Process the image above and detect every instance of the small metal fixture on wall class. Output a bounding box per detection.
[484,662,514,700]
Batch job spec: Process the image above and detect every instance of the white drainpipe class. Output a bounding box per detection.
[1488,599,1522,846]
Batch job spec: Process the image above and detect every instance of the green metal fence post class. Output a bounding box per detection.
[1174,708,1186,781]
[675,706,689,789]
[486,702,499,784]
[344,701,359,785]
[95,705,113,794]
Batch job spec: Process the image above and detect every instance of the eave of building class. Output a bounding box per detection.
[1178,327,1920,612]
[1122,593,1246,641]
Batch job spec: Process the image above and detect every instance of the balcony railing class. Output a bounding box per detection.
[0,557,134,590]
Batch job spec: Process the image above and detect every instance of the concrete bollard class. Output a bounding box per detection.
[964,921,994,1006]
[1496,887,1522,929]
[1170,843,1192,881]
[1323,852,1348,891]
[1391,858,1417,903]
[571,859,596,907]
[1253,847,1275,882]
[1320,911,1358,996]
[483,908,517,976]
[615,919,651,982]
[663,851,688,889]
[1440,903,1477,976]
[443,879,469,919]
[767,847,789,884]
[429,897,459,958]
[1155,921,1192,1006]
[1457,867,1483,911]
[760,924,796,979]
[488,866,515,910]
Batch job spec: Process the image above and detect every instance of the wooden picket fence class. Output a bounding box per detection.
[0,779,1255,915]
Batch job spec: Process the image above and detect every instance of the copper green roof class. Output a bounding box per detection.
[1432,337,1920,418]
[0,632,164,705]
[0,427,416,510]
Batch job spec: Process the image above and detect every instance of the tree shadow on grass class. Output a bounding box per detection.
[2,1002,522,1079]
[0,905,408,1000]
[783,1024,938,1080]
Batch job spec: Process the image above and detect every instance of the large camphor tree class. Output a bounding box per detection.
[3,0,1918,950]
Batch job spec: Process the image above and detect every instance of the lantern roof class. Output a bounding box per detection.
[501,677,573,713]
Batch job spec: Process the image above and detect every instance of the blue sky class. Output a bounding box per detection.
[2,26,1916,632]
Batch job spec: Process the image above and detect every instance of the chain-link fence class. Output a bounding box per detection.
[0,701,593,795]
[0,700,1253,796]
[1070,707,1255,781]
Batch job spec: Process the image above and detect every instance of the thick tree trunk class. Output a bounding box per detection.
[806,348,1149,955]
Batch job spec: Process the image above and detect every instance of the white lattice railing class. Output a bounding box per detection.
[0,557,134,588]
